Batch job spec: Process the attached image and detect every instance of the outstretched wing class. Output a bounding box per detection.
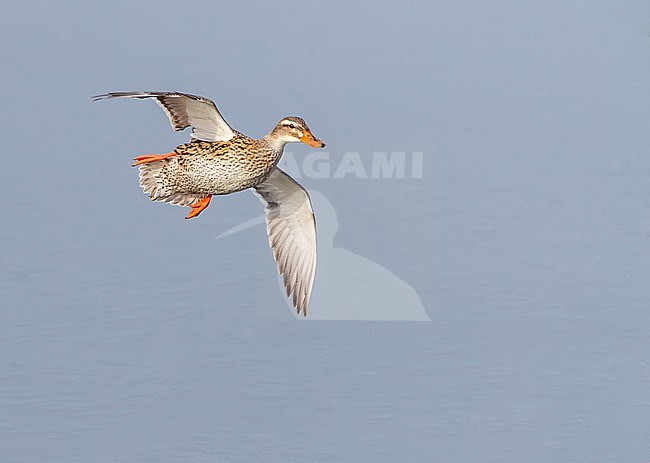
[253,168,317,316]
[91,91,235,142]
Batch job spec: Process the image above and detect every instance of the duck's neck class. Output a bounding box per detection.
[261,133,288,153]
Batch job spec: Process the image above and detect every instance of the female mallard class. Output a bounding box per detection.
[93,91,326,315]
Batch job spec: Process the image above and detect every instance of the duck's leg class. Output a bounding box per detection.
[132,152,176,166]
[185,195,212,220]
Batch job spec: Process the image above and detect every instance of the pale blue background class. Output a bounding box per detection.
[1,1,649,461]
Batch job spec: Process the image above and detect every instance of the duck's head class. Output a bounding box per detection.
[267,116,325,149]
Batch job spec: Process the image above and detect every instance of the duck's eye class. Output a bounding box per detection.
[288,124,297,129]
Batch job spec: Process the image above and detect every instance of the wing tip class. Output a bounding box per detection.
[296,303,308,317]
[89,91,162,102]
[89,93,109,102]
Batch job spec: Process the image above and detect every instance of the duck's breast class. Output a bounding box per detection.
[169,138,280,195]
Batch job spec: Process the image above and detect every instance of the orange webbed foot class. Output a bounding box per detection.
[132,152,176,166]
[185,196,212,219]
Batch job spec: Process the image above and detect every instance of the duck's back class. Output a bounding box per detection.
[141,133,282,199]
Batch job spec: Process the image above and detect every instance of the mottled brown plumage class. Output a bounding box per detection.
[141,133,283,203]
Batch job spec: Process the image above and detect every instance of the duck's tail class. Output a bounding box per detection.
[137,159,205,207]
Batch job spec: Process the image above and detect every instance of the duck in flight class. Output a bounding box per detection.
[92,91,326,316]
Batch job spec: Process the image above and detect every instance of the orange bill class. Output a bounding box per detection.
[300,131,326,148]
